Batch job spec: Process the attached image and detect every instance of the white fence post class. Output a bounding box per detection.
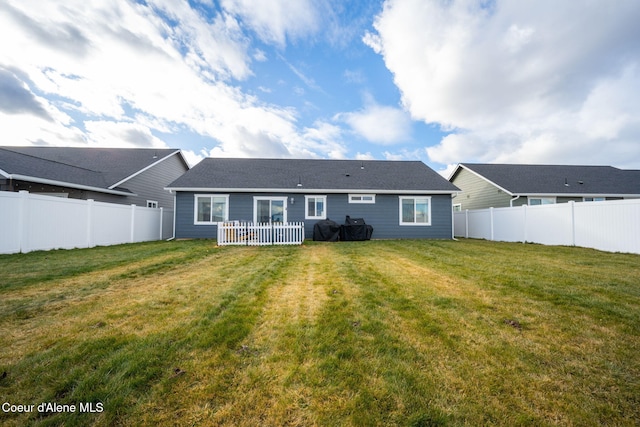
[522,204,527,243]
[489,207,494,241]
[130,204,136,243]
[465,210,469,239]
[87,199,94,248]
[159,207,164,240]
[569,201,576,247]
[18,191,29,253]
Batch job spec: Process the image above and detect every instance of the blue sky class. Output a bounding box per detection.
[1,0,639,175]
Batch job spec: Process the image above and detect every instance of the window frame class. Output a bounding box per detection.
[399,196,432,226]
[348,193,376,204]
[146,200,159,209]
[583,197,605,202]
[528,197,556,206]
[305,195,327,220]
[194,194,229,225]
[253,196,288,223]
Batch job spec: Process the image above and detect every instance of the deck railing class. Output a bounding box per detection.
[217,221,305,246]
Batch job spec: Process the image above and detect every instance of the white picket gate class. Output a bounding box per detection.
[217,221,305,246]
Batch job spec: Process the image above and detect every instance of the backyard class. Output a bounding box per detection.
[0,239,638,426]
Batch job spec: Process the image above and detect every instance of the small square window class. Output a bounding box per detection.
[146,200,159,208]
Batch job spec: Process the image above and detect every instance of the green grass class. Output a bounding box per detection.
[0,239,638,426]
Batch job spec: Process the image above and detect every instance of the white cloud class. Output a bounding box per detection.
[206,119,348,160]
[181,149,205,167]
[0,111,86,147]
[221,0,324,47]
[337,95,411,145]
[382,148,424,161]
[368,0,640,167]
[84,120,167,148]
[301,120,348,159]
[0,0,350,160]
[355,152,375,160]
[362,31,382,54]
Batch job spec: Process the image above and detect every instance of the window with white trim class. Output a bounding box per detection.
[584,197,605,202]
[194,194,229,224]
[305,195,327,219]
[147,200,159,208]
[253,197,287,223]
[453,203,462,212]
[349,194,375,204]
[399,196,431,226]
[528,197,555,205]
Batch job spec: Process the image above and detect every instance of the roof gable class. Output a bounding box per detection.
[453,163,640,196]
[168,158,459,193]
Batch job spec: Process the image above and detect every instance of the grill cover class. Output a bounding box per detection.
[312,219,341,241]
[340,216,373,241]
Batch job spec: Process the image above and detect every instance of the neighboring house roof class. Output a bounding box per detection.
[0,146,187,196]
[167,158,459,194]
[450,163,640,197]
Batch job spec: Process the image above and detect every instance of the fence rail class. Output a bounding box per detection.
[454,199,640,254]
[217,221,305,246]
[0,191,173,254]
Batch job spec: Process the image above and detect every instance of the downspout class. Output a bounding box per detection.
[510,195,521,207]
[451,193,459,241]
[166,190,176,241]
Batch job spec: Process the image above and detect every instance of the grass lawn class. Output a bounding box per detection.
[0,239,638,426]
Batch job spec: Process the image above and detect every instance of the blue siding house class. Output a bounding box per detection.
[166,158,460,240]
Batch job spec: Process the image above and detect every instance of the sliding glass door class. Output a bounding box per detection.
[254,197,287,223]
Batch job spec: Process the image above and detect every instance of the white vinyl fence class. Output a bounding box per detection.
[0,191,173,254]
[217,221,305,246]
[454,199,640,254]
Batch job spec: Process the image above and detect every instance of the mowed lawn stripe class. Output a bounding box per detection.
[0,241,203,291]
[0,241,213,323]
[351,240,640,425]
[199,245,333,426]
[0,242,226,366]
[0,245,296,426]
[131,245,301,426]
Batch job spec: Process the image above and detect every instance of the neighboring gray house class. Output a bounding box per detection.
[166,158,460,240]
[0,146,189,209]
[449,163,640,210]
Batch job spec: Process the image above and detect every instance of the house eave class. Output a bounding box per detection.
[8,174,136,196]
[165,187,458,195]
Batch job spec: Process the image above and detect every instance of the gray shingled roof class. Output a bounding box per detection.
[168,158,459,193]
[456,163,640,196]
[0,147,182,194]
